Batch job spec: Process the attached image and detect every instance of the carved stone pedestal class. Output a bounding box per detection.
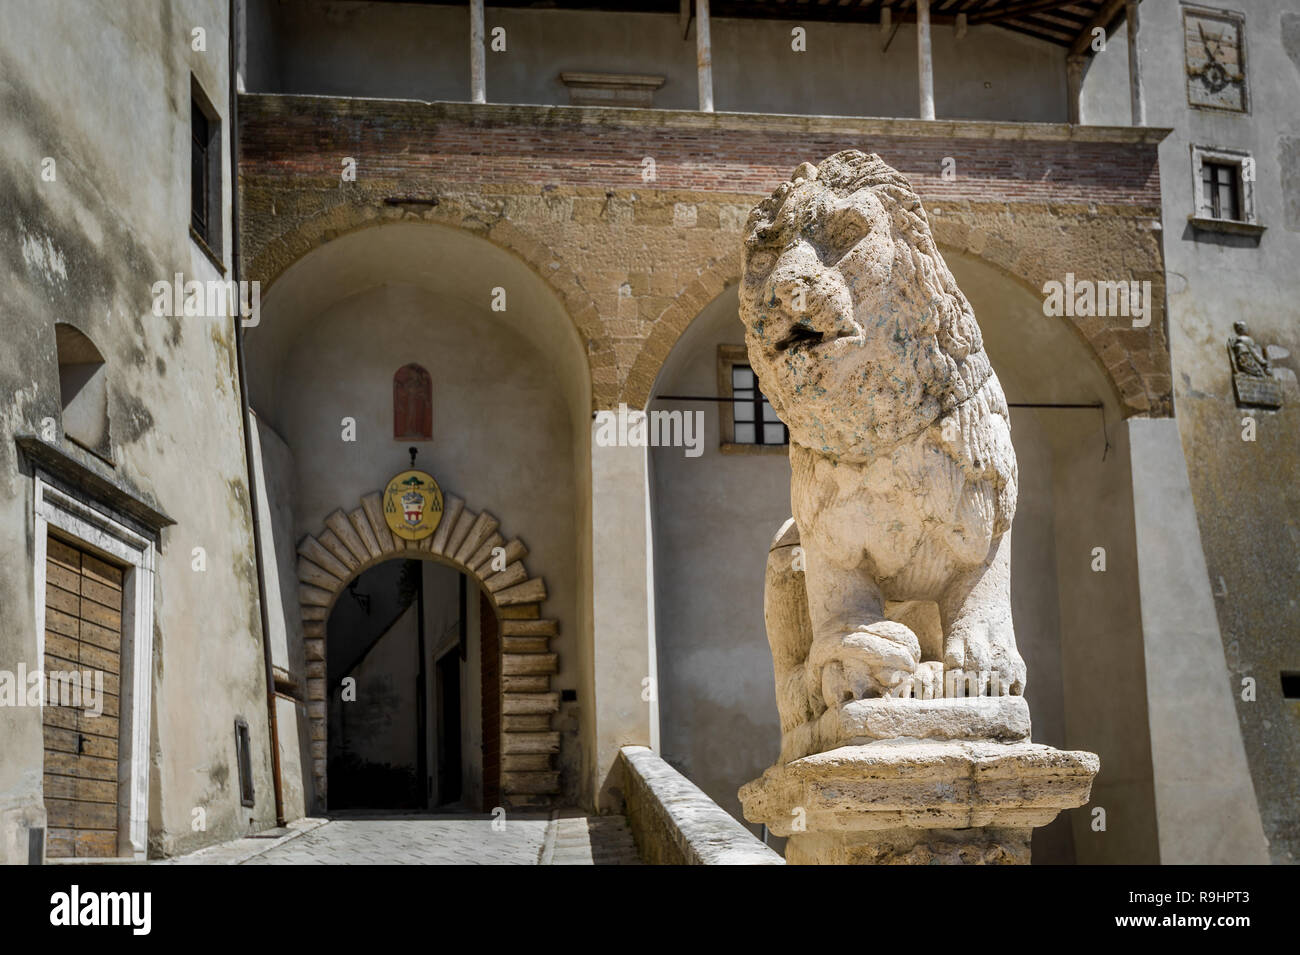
[739,739,1099,865]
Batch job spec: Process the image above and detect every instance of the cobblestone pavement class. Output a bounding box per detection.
[216,811,643,865]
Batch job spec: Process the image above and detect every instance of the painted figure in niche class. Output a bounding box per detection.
[394,363,432,440]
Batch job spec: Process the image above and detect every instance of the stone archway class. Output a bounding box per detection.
[295,490,560,809]
[622,234,1167,418]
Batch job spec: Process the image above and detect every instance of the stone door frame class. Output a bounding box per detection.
[295,490,561,809]
[33,473,156,861]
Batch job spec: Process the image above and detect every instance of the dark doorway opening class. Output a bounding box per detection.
[325,558,498,812]
[435,649,462,803]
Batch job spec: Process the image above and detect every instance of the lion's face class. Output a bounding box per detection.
[739,163,956,459]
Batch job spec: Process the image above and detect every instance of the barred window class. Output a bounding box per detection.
[730,364,787,446]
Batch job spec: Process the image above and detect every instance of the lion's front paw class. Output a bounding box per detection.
[991,643,1027,696]
[808,620,921,705]
[945,617,1026,696]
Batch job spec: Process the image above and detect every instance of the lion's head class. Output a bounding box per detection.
[739,151,990,460]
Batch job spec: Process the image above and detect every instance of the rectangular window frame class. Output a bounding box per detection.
[189,76,225,271]
[717,344,788,455]
[234,718,255,809]
[1188,144,1264,237]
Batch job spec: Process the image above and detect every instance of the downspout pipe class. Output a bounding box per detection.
[228,0,286,828]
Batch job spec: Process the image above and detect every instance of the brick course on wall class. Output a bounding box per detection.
[239,96,1173,416]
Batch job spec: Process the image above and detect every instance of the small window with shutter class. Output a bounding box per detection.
[190,78,223,268]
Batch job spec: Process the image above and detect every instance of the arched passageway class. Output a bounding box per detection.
[243,221,592,812]
[296,488,554,810]
[648,248,1154,865]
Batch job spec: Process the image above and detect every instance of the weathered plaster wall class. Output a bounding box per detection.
[332,602,419,776]
[1084,0,1300,863]
[249,412,311,817]
[648,289,790,831]
[247,1,1067,122]
[0,0,275,861]
[1053,422,1158,865]
[1128,418,1269,864]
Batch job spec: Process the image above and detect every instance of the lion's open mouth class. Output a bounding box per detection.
[775,326,851,352]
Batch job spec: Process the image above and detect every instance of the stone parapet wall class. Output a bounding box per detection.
[619,745,783,865]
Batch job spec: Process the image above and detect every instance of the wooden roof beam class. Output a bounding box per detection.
[1070,0,1127,56]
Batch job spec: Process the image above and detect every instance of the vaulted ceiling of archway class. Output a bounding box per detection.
[245,221,590,432]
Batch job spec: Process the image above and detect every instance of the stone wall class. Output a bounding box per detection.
[619,745,783,865]
[238,96,1173,418]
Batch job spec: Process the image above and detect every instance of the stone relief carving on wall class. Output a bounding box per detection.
[1228,321,1284,409]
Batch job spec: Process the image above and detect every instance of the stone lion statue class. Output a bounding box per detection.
[739,151,1025,760]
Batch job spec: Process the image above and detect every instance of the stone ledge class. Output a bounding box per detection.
[837,694,1031,743]
[240,93,1172,146]
[740,740,1099,838]
[619,745,784,866]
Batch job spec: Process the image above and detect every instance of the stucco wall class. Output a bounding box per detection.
[0,0,277,860]
[649,288,790,833]
[333,603,419,776]
[250,412,311,818]
[1083,0,1300,864]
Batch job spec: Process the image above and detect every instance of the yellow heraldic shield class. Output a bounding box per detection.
[382,469,444,541]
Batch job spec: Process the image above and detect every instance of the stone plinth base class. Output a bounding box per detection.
[781,694,1032,764]
[739,740,1099,865]
[837,694,1030,743]
[786,826,1031,866]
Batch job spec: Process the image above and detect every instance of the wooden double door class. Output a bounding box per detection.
[42,534,124,859]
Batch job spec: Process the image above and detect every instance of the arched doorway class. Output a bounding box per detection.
[325,558,502,812]
[242,221,591,814]
[295,488,557,812]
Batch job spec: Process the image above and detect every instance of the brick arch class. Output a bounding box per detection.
[244,202,610,403]
[623,254,740,409]
[929,218,1168,417]
[296,489,560,810]
[623,230,1165,417]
